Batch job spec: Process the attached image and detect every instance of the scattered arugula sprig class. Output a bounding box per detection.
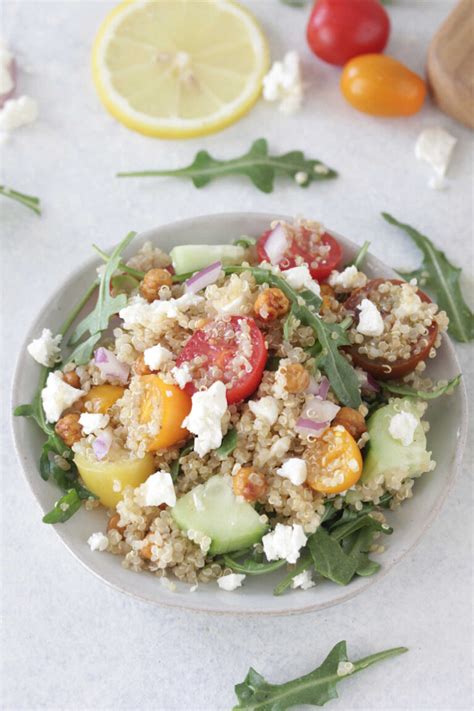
[380,374,462,400]
[216,428,238,459]
[383,213,474,343]
[118,138,337,194]
[234,640,407,710]
[350,240,371,269]
[170,442,194,482]
[0,185,41,215]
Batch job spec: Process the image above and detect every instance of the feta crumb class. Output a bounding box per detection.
[0,95,38,131]
[389,411,418,446]
[269,435,292,460]
[0,40,13,95]
[356,299,384,337]
[291,569,315,590]
[415,126,457,177]
[277,458,307,486]
[182,381,227,457]
[171,363,193,389]
[41,371,85,423]
[329,265,367,291]
[78,412,110,435]
[295,171,308,185]
[119,293,203,330]
[393,283,422,320]
[27,329,62,367]
[217,573,246,591]
[87,532,108,552]
[143,343,173,370]
[262,50,303,114]
[262,523,307,564]
[248,396,279,426]
[282,264,321,296]
[134,470,176,507]
[337,661,354,677]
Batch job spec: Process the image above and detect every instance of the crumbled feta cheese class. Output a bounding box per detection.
[0,40,13,95]
[389,411,418,446]
[119,293,203,330]
[392,283,422,320]
[217,573,246,591]
[329,265,367,290]
[291,569,315,590]
[277,458,307,486]
[143,343,173,370]
[171,363,193,389]
[356,299,384,337]
[415,126,457,177]
[134,470,176,507]
[295,171,308,185]
[78,412,110,436]
[248,396,279,426]
[262,523,307,564]
[269,435,292,460]
[337,661,354,677]
[87,532,109,552]
[182,381,227,457]
[262,50,303,114]
[282,264,321,296]
[27,328,62,367]
[41,371,85,423]
[0,95,38,131]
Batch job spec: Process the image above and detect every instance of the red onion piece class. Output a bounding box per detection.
[185,261,222,294]
[317,376,330,400]
[264,224,289,265]
[356,368,380,393]
[306,376,320,395]
[295,417,328,437]
[92,428,112,460]
[94,347,130,385]
[303,397,340,423]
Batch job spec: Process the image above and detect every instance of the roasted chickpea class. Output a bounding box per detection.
[139,268,173,302]
[62,370,81,388]
[254,288,290,322]
[284,363,310,393]
[139,538,154,560]
[107,513,125,536]
[133,353,153,375]
[55,413,82,446]
[333,407,367,440]
[320,284,335,311]
[232,466,267,502]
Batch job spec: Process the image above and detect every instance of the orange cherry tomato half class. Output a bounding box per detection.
[340,54,426,116]
[304,425,363,494]
[139,375,191,451]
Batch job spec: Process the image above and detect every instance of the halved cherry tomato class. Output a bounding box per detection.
[257,228,342,281]
[304,425,363,494]
[83,384,125,413]
[176,316,267,405]
[307,0,390,67]
[344,279,438,380]
[341,54,426,116]
[139,375,191,451]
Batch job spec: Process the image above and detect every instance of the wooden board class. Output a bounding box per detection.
[427,0,474,129]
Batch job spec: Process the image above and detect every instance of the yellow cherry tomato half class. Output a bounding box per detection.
[304,425,363,494]
[340,54,426,116]
[75,451,155,508]
[83,384,125,414]
[139,375,191,451]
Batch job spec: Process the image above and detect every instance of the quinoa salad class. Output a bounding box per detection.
[16,218,461,595]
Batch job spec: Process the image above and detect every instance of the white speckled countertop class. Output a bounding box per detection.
[1,1,472,709]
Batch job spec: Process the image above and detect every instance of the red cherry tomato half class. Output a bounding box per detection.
[306,0,390,67]
[344,279,438,380]
[176,316,267,404]
[257,228,342,281]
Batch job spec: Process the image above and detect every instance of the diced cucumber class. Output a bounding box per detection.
[362,398,433,484]
[171,475,267,555]
[170,244,246,275]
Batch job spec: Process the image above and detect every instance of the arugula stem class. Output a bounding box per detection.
[0,185,41,215]
[58,280,98,337]
[92,244,145,279]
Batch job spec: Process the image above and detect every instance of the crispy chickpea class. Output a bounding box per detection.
[139,538,154,560]
[320,284,335,311]
[333,407,367,440]
[133,353,153,375]
[254,288,290,322]
[232,466,267,502]
[284,363,310,393]
[107,513,125,536]
[55,412,82,446]
[139,268,173,302]
[63,370,81,388]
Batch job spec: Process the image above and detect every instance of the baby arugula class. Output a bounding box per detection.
[383,213,474,343]
[381,374,462,400]
[233,640,407,711]
[117,138,337,194]
[0,185,41,215]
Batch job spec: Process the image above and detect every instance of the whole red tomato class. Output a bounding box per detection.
[306,0,390,66]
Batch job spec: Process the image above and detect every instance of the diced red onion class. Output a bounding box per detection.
[303,397,340,423]
[356,368,380,393]
[94,347,130,385]
[92,429,112,460]
[264,224,289,265]
[185,261,222,294]
[0,59,15,108]
[306,376,319,395]
[306,375,330,399]
[295,418,328,437]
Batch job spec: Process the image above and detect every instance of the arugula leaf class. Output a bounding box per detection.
[223,554,286,576]
[216,428,238,459]
[350,241,371,269]
[382,213,474,342]
[170,442,194,482]
[118,138,337,194]
[42,489,82,524]
[273,552,312,596]
[0,185,41,215]
[345,527,381,577]
[309,527,358,585]
[380,374,462,400]
[233,640,407,710]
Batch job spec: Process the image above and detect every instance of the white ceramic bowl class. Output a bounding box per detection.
[11,213,467,615]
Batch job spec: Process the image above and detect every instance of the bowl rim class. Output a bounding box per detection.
[10,211,469,616]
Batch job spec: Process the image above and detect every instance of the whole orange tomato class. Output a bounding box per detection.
[340,54,426,116]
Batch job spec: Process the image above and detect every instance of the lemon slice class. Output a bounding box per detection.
[92,0,269,138]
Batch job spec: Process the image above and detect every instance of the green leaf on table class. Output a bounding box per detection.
[0,185,41,215]
[380,374,462,400]
[216,428,238,459]
[382,213,474,342]
[43,489,82,524]
[118,138,337,194]
[233,640,408,710]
